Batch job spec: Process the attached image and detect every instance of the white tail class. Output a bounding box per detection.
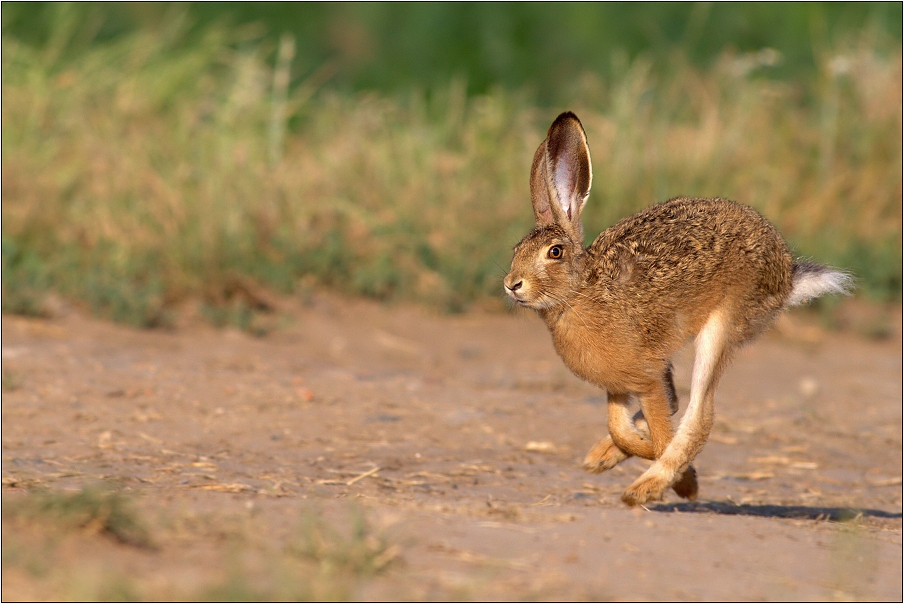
[786,261,853,306]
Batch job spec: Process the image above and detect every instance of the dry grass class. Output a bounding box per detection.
[2,26,900,326]
[2,489,399,601]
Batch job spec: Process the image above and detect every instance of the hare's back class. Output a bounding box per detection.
[588,197,793,302]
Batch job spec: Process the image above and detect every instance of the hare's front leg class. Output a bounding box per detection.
[634,363,680,447]
[583,392,637,473]
[584,388,698,499]
[622,309,730,505]
[623,379,699,500]
[582,437,629,473]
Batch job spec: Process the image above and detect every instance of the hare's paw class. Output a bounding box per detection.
[582,437,629,474]
[671,465,698,500]
[621,469,671,506]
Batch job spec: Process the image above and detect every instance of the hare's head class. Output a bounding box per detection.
[504,112,592,310]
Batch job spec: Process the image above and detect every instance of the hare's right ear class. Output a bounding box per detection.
[530,112,592,235]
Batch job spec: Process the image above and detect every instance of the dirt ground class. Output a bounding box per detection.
[2,293,902,601]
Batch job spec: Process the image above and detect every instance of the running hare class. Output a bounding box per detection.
[503,112,850,505]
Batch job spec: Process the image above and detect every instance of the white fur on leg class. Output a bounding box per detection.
[622,308,728,504]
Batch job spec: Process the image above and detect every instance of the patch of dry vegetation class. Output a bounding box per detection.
[2,489,400,601]
[2,25,900,326]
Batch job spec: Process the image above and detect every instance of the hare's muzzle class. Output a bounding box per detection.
[503,274,526,303]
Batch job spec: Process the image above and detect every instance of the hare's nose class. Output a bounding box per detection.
[508,280,523,292]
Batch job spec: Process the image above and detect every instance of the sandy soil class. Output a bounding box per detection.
[2,294,902,601]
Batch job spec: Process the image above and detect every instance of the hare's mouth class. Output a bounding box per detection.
[505,288,545,309]
[504,276,550,309]
[504,283,529,305]
[504,289,527,305]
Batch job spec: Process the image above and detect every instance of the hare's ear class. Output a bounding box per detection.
[529,138,562,226]
[544,112,592,230]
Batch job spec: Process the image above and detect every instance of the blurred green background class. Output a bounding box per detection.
[4,3,901,99]
[2,3,901,329]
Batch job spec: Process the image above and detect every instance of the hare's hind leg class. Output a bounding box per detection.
[657,362,699,498]
[621,308,731,506]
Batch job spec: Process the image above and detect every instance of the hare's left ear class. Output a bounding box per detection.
[529,138,560,227]
[544,112,592,234]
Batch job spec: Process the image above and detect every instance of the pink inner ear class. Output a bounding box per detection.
[553,158,576,218]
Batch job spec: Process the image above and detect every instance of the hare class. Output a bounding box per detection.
[503,112,851,505]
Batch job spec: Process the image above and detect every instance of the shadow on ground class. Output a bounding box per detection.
[651,500,903,522]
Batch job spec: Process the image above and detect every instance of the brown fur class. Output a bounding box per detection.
[504,112,844,505]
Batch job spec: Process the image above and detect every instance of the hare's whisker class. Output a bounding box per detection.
[546,291,592,330]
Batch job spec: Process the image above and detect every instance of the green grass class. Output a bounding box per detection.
[2,22,900,327]
[2,492,399,601]
[4,3,900,101]
[1,368,23,391]
[290,505,398,576]
[4,485,152,548]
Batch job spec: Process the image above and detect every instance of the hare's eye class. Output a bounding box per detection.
[547,245,563,259]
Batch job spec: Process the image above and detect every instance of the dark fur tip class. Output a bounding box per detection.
[792,260,827,277]
[549,111,584,134]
